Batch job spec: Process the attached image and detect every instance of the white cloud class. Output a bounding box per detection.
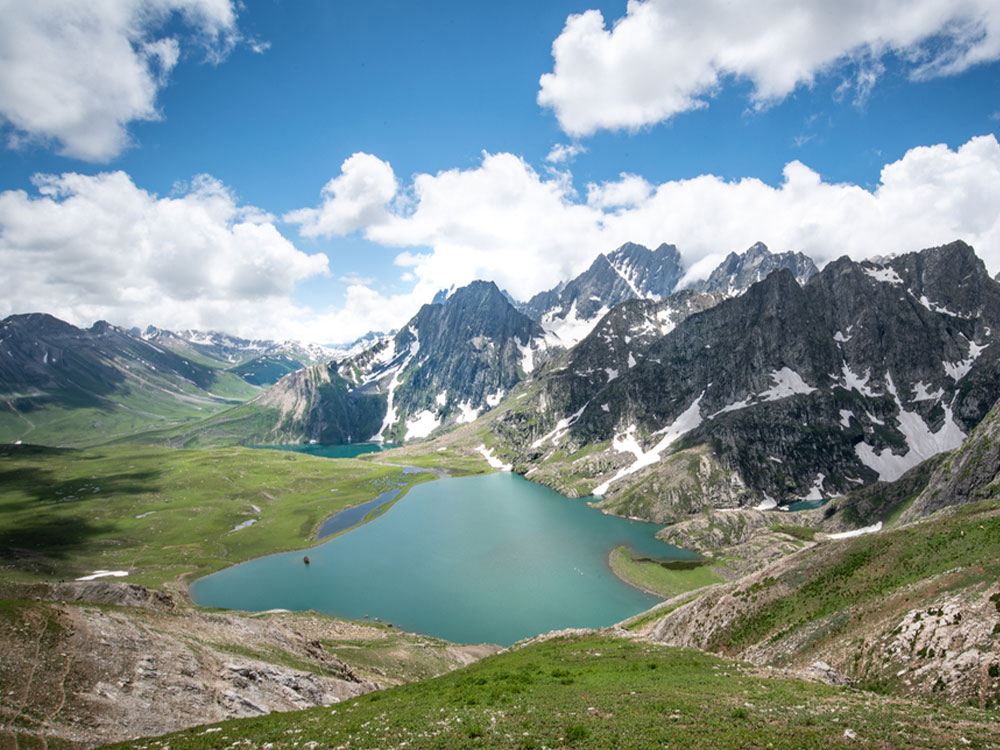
[0,0,242,161]
[586,173,653,209]
[288,135,1000,306]
[545,142,587,164]
[283,153,399,237]
[538,0,1000,136]
[287,284,429,346]
[0,171,329,337]
[6,136,1000,347]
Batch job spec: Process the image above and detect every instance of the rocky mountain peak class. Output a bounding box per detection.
[691,242,818,297]
[518,241,685,346]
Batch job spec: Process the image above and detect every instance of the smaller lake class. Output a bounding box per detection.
[785,498,830,512]
[254,442,399,460]
[191,472,693,646]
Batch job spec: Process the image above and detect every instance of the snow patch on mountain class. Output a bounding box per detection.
[456,401,479,424]
[477,444,512,471]
[855,377,966,482]
[541,300,609,347]
[828,522,883,539]
[405,410,440,441]
[531,403,589,449]
[943,339,987,381]
[371,330,420,441]
[758,367,816,400]
[709,368,814,419]
[592,393,704,496]
[801,473,826,501]
[918,295,963,317]
[863,265,903,285]
[841,363,878,396]
[911,382,943,402]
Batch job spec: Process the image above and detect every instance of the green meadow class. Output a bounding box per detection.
[0,444,437,590]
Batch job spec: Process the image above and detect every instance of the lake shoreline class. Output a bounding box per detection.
[188,469,677,646]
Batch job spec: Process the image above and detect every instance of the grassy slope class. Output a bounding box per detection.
[707,499,1000,657]
[608,546,723,599]
[104,633,1000,750]
[116,401,286,448]
[0,444,437,590]
[0,370,259,448]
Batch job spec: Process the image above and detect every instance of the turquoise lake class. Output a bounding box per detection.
[253,442,398,459]
[190,470,692,646]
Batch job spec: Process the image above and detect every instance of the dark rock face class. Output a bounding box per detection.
[519,242,685,341]
[690,242,817,296]
[493,241,1000,505]
[384,281,546,434]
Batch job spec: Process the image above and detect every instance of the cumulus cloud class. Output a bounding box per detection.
[284,153,399,237]
[545,142,587,164]
[0,0,242,161]
[538,0,1000,136]
[6,136,1000,346]
[586,173,653,209]
[0,171,329,337]
[288,135,1000,307]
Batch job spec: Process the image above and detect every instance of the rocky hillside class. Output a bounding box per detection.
[0,581,496,749]
[640,493,1000,709]
[488,241,1000,516]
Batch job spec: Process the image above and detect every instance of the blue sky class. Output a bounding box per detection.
[1,0,999,343]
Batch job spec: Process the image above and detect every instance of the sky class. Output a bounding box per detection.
[1,0,999,345]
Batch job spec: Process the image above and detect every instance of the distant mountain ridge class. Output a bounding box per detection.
[0,314,258,445]
[137,326,332,365]
[135,326,334,386]
[515,240,820,346]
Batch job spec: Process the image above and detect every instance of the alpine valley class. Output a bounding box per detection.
[3,239,1000,749]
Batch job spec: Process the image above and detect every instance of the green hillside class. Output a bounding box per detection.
[103,633,1000,750]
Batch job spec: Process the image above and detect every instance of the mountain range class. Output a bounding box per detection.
[488,240,999,516]
[4,239,999,517]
